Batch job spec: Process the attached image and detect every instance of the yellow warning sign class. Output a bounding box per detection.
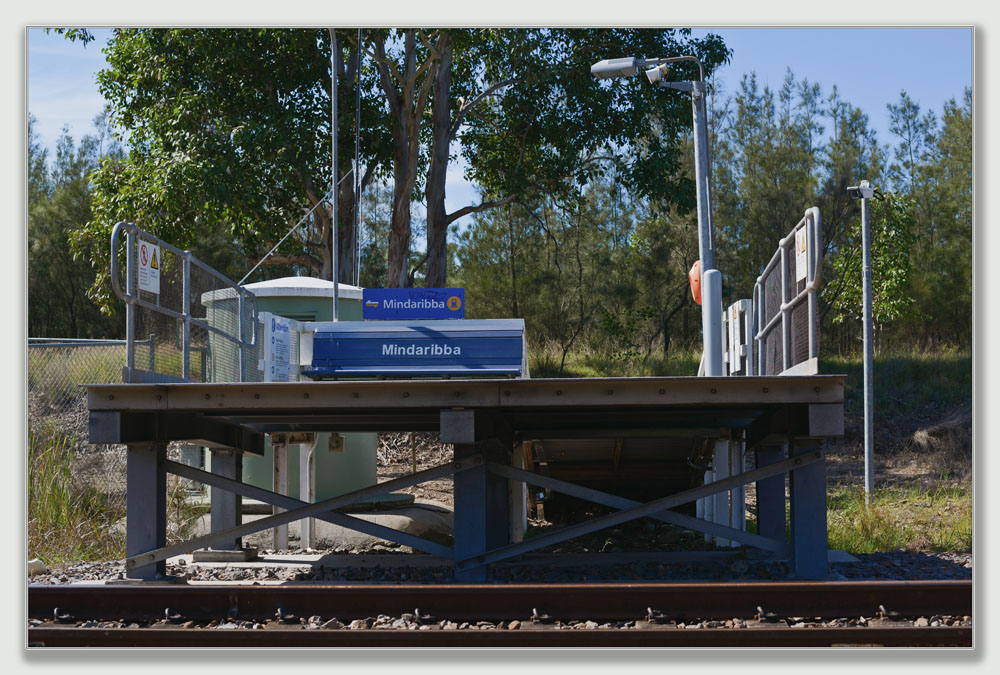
[447,296,462,311]
[150,249,159,269]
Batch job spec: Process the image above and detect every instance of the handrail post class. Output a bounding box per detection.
[182,252,191,381]
[125,228,135,380]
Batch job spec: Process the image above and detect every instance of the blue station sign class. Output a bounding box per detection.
[302,319,526,378]
[362,288,465,320]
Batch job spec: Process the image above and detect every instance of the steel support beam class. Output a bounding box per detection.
[299,439,316,549]
[272,439,288,550]
[755,444,787,543]
[449,408,512,581]
[209,450,241,551]
[89,411,265,455]
[125,442,167,580]
[789,439,828,579]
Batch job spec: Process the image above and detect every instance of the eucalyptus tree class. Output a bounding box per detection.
[69,27,728,298]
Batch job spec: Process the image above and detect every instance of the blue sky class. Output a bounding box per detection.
[27,27,972,225]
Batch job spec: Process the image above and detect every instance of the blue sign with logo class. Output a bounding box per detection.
[362,288,465,320]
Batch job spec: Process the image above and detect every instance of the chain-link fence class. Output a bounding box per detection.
[29,226,262,513]
[28,339,130,506]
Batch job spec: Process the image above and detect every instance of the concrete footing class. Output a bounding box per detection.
[192,547,260,563]
[191,500,454,552]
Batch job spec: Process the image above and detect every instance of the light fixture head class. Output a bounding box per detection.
[591,57,640,79]
[645,64,667,84]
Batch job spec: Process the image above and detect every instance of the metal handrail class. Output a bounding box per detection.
[752,208,822,375]
[110,221,258,382]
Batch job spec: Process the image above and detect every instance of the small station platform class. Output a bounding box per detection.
[88,375,844,582]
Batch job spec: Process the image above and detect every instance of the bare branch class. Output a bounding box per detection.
[373,39,402,112]
[251,252,322,270]
[445,193,517,224]
[450,76,520,138]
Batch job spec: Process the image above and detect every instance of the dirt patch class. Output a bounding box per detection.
[377,432,454,508]
[825,403,972,489]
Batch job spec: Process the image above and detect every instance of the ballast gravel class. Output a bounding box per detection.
[28,550,971,585]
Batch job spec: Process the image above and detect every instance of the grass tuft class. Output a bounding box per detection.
[28,430,126,564]
[826,484,971,554]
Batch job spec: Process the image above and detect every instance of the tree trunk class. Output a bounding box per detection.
[336,173,357,285]
[424,36,452,288]
[374,30,440,289]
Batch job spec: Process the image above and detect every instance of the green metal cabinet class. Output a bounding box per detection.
[233,277,377,502]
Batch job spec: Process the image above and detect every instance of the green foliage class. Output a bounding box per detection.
[899,88,972,346]
[457,28,731,208]
[829,190,917,344]
[28,113,125,338]
[83,28,375,299]
[28,430,125,563]
[712,71,822,299]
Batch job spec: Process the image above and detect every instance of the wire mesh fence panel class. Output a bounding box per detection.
[112,223,258,384]
[752,209,821,376]
[27,341,129,507]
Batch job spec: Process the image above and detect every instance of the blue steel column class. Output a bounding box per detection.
[445,409,510,582]
[126,442,167,579]
[453,445,488,581]
[754,444,787,543]
[788,439,828,579]
[210,449,243,551]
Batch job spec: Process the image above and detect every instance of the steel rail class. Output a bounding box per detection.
[29,581,971,624]
[27,625,971,648]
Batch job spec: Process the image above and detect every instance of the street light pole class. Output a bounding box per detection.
[591,56,722,376]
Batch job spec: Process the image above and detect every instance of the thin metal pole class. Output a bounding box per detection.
[354,27,362,287]
[238,291,246,382]
[691,79,722,376]
[125,230,135,380]
[182,252,191,380]
[329,29,340,321]
[861,188,875,504]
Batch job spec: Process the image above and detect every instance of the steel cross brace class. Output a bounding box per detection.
[127,455,481,570]
[488,462,789,555]
[166,461,452,558]
[457,450,822,570]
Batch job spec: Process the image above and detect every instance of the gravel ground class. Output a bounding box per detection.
[29,550,972,585]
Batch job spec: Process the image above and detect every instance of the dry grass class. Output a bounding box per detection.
[826,484,972,554]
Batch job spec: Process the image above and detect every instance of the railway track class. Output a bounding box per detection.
[28,580,972,647]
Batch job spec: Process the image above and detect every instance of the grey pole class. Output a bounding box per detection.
[125,230,135,380]
[590,56,722,376]
[354,27,362,287]
[690,78,722,376]
[329,29,340,322]
[849,180,876,504]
